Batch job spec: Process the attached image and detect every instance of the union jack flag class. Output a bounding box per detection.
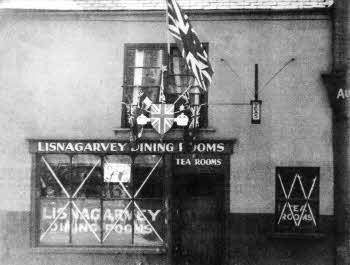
[125,104,138,126]
[122,88,147,142]
[189,105,202,129]
[150,104,175,136]
[123,103,143,142]
[167,0,213,91]
[177,89,191,112]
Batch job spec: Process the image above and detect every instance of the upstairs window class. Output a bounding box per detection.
[122,44,208,128]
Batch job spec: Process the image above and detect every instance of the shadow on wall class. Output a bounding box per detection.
[226,214,335,265]
[0,211,335,265]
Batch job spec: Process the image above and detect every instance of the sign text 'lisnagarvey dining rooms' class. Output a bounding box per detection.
[31,140,234,154]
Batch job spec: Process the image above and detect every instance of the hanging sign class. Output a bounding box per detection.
[250,100,262,124]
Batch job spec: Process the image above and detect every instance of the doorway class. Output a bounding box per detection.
[171,156,226,265]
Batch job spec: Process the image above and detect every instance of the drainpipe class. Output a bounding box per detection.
[321,0,349,264]
[322,71,348,264]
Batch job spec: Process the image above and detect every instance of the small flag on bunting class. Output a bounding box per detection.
[123,88,147,143]
[189,105,202,129]
[167,0,213,91]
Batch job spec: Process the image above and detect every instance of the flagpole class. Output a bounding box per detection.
[173,79,194,105]
[165,0,170,54]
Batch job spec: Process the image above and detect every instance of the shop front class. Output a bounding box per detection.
[28,139,234,265]
[0,2,335,264]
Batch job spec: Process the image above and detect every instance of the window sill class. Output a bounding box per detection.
[113,128,216,139]
[31,246,167,255]
[268,232,326,240]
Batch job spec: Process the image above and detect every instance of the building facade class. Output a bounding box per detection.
[0,0,342,264]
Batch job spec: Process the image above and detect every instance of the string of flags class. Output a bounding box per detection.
[122,76,205,142]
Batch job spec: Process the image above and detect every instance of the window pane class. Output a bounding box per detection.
[168,52,192,95]
[125,67,135,86]
[102,200,132,245]
[134,155,163,198]
[124,86,160,105]
[168,75,193,92]
[143,68,162,86]
[72,155,102,198]
[126,48,163,68]
[103,156,132,199]
[38,155,70,198]
[126,49,136,68]
[141,86,160,104]
[39,199,70,245]
[143,49,164,67]
[170,55,190,74]
[126,67,162,87]
[127,49,163,86]
[123,87,136,105]
[71,199,101,245]
[133,200,165,246]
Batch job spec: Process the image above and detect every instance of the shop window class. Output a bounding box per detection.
[275,167,320,234]
[37,154,165,247]
[122,44,208,128]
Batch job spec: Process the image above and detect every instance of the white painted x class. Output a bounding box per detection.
[277,174,317,227]
[102,157,164,244]
[40,156,101,242]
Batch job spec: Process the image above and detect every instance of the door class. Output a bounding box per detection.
[172,163,225,265]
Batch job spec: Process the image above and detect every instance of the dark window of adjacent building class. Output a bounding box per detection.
[275,167,320,233]
[122,43,208,128]
[37,153,165,247]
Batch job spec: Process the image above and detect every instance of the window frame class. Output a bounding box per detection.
[121,43,209,129]
[31,152,168,251]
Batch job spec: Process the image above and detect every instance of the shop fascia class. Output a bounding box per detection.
[30,140,233,154]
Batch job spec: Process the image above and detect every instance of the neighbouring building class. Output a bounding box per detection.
[1,0,347,265]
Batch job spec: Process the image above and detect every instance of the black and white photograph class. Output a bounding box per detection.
[0,0,348,264]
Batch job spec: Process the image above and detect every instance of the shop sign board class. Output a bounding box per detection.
[321,72,347,116]
[29,140,234,154]
[275,167,319,233]
[174,155,223,167]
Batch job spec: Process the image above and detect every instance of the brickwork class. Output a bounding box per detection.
[0,0,333,10]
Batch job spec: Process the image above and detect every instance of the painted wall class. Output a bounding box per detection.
[0,9,333,265]
[0,10,333,214]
